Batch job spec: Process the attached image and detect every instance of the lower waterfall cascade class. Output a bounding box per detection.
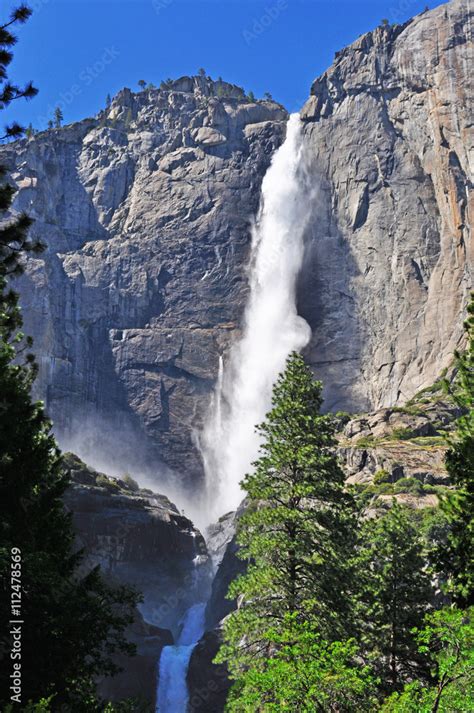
[199,112,313,522]
[156,602,206,712]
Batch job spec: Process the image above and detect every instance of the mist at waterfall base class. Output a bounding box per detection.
[199,113,313,524]
[156,602,206,713]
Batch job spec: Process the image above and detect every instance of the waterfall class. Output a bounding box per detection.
[200,113,312,522]
[156,602,206,712]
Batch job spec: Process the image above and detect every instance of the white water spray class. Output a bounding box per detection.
[200,113,312,522]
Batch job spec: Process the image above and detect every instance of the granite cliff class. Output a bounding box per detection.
[3,77,287,490]
[1,0,471,495]
[299,0,472,411]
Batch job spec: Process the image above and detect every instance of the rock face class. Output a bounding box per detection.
[187,627,230,713]
[97,609,172,706]
[299,0,472,411]
[64,453,210,633]
[2,77,287,488]
[1,3,471,490]
[63,453,213,705]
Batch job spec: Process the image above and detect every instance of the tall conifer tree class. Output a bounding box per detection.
[438,294,474,607]
[0,5,139,708]
[217,352,360,707]
[356,503,433,694]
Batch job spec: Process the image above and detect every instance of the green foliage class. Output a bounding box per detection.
[406,377,446,407]
[3,697,54,712]
[95,473,121,491]
[392,476,424,495]
[355,435,376,448]
[217,352,359,702]
[373,468,391,484]
[333,410,351,428]
[381,607,474,712]
[122,473,140,491]
[0,4,38,144]
[356,503,433,693]
[391,404,424,416]
[0,18,140,697]
[0,286,140,707]
[224,615,378,712]
[409,435,446,447]
[247,90,256,102]
[390,426,417,441]
[437,294,474,606]
[137,79,146,89]
[0,5,42,278]
[54,105,63,128]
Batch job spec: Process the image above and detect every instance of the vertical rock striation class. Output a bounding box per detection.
[300,0,472,410]
[1,78,287,487]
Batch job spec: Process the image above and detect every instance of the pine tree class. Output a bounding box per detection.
[53,105,63,128]
[137,79,146,90]
[105,93,111,108]
[356,503,433,694]
[224,616,378,712]
[0,280,139,709]
[381,607,474,712]
[437,293,474,607]
[0,4,41,280]
[0,6,139,707]
[247,90,256,102]
[217,352,359,706]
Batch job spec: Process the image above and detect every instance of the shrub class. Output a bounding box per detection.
[334,411,351,427]
[356,435,376,448]
[373,469,391,485]
[95,474,120,491]
[122,474,140,492]
[391,427,417,441]
[393,477,424,495]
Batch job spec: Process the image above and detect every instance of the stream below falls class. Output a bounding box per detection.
[156,602,206,712]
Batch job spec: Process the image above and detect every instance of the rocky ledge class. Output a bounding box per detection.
[63,453,211,705]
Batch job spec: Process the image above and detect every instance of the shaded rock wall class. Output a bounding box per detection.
[64,454,210,633]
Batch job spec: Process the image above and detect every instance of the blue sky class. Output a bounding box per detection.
[5,0,444,130]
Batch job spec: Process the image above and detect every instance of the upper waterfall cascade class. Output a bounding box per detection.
[199,113,313,522]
